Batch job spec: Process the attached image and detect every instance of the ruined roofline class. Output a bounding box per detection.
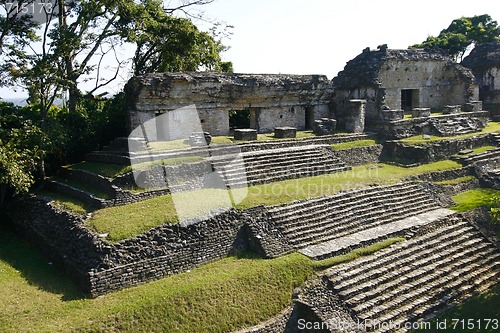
[332,45,454,89]
[462,40,500,73]
[127,72,331,88]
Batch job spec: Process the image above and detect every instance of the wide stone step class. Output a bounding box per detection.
[220,158,347,179]
[221,165,349,187]
[330,222,474,286]
[274,191,434,228]
[328,218,467,277]
[267,183,424,215]
[361,255,500,331]
[345,239,492,308]
[463,147,500,163]
[285,201,438,248]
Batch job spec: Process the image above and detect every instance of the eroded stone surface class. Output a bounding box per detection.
[125,72,333,137]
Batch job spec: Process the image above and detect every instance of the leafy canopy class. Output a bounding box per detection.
[410,14,500,61]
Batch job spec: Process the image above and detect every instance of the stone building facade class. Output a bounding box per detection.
[462,41,500,105]
[332,45,479,128]
[125,72,333,139]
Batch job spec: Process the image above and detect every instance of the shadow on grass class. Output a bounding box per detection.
[0,218,85,302]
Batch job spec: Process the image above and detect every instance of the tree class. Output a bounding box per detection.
[0,0,231,179]
[0,102,45,206]
[410,14,500,61]
[1,0,231,113]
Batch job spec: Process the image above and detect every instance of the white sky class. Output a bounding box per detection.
[2,0,500,99]
[201,0,500,78]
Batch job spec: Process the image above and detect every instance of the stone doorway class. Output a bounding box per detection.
[305,106,314,129]
[401,89,419,112]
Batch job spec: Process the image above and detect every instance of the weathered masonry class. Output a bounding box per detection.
[332,45,479,127]
[125,72,333,139]
[462,41,500,106]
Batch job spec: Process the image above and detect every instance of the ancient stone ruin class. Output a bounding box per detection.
[5,44,500,332]
[124,72,333,138]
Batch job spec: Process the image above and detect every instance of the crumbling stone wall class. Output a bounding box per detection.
[333,46,478,128]
[462,41,500,104]
[125,73,333,138]
[6,195,254,296]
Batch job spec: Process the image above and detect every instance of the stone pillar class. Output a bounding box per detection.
[345,99,366,133]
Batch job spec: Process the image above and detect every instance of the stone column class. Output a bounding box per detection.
[345,99,366,133]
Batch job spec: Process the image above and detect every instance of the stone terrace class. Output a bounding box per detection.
[321,215,500,332]
[266,183,443,259]
[211,145,350,187]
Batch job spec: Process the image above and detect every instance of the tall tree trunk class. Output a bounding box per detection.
[0,184,6,208]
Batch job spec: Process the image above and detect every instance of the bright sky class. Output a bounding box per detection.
[199,0,500,78]
[2,0,500,99]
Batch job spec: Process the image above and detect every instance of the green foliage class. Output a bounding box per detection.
[489,195,500,224]
[410,14,500,60]
[0,101,46,204]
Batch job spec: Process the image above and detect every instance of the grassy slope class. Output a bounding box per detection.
[450,188,500,212]
[88,160,462,241]
[330,139,378,150]
[0,223,403,333]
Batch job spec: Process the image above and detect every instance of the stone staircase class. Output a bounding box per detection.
[323,215,500,332]
[459,147,500,165]
[266,183,441,252]
[491,132,500,146]
[211,145,350,187]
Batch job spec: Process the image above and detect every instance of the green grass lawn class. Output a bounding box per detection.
[0,222,402,333]
[330,139,378,150]
[69,161,132,179]
[37,190,94,216]
[435,175,476,186]
[399,121,500,145]
[88,160,461,241]
[455,145,497,156]
[450,188,500,212]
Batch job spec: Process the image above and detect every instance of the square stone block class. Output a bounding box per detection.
[234,129,257,141]
[463,101,483,112]
[443,105,461,114]
[412,108,431,118]
[381,110,404,121]
[274,127,297,138]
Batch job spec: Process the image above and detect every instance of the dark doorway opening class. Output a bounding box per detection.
[401,89,419,112]
[229,109,251,129]
[305,106,314,129]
